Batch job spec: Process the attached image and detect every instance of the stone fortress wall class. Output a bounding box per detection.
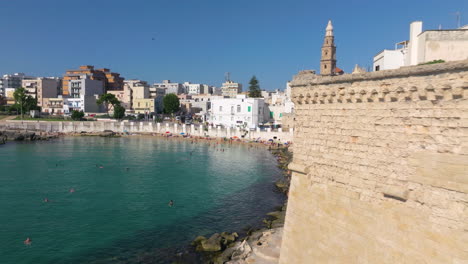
[280,60,468,263]
[1,120,294,142]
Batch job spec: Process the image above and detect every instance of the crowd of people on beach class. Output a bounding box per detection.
[154,131,291,150]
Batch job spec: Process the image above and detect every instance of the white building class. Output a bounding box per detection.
[153,80,184,95]
[180,94,226,119]
[0,73,34,96]
[374,21,468,71]
[373,41,408,71]
[63,77,105,114]
[209,95,266,129]
[264,83,295,125]
[185,82,202,95]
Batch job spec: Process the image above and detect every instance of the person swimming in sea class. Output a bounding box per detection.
[43,198,49,203]
[24,237,31,245]
[168,200,174,207]
[69,188,75,193]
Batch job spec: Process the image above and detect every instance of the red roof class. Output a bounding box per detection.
[335,67,344,74]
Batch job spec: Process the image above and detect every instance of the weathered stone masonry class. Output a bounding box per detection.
[280,60,468,263]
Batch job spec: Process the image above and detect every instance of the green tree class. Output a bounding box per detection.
[96,93,121,116]
[248,76,262,98]
[113,104,125,119]
[163,94,180,115]
[25,96,40,111]
[71,110,84,121]
[13,87,39,119]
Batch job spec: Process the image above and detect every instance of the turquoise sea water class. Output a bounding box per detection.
[0,137,284,264]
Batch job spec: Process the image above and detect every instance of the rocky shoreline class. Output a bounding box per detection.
[174,147,292,264]
[0,129,60,145]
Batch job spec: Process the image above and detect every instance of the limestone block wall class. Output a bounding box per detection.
[280,60,468,263]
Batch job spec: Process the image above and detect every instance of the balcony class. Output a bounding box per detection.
[47,103,63,108]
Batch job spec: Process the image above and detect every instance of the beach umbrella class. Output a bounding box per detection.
[233,136,238,139]
[180,132,185,135]
[268,139,274,142]
[166,131,171,134]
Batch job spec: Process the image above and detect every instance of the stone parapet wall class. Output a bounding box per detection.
[279,60,468,263]
[0,121,293,143]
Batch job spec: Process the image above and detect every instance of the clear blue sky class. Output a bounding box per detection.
[0,0,467,90]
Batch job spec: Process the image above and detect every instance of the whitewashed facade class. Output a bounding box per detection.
[209,95,266,129]
[374,21,468,71]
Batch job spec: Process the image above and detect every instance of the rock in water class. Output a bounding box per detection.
[198,233,222,252]
[191,235,207,246]
[220,232,238,245]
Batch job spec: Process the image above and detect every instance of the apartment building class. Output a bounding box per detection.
[63,77,105,114]
[133,98,157,114]
[62,65,124,96]
[153,80,184,95]
[221,80,242,98]
[185,82,202,95]
[22,78,60,108]
[0,73,33,96]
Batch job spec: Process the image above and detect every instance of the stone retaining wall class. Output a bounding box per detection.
[279,60,468,263]
[0,121,294,142]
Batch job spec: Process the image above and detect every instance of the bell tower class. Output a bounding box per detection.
[320,20,336,75]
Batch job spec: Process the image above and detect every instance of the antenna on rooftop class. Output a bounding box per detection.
[225,72,231,82]
[455,11,461,28]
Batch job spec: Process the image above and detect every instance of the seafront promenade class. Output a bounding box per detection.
[0,120,294,142]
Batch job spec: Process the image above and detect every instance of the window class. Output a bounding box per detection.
[219,106,222,112]
[248,106,251,112]
[270,111,274,118]
[375,65,380,71]
[237,105,241,112]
